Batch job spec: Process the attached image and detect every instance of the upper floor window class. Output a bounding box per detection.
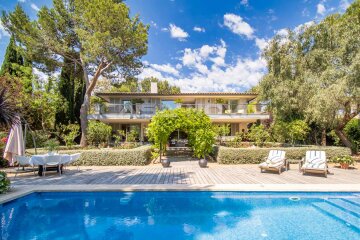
[161,100,176,110]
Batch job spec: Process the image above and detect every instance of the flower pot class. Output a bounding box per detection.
[340,163,349,169]
[199,158,207,168]
[161,159,170,168]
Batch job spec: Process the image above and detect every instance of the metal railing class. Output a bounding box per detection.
[94,103,268,115]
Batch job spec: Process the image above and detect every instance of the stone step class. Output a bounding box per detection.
[326,199,360,218]
[312,202,360,231]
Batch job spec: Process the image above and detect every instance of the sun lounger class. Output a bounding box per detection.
[300,150,328,177]
[259,150,287,174]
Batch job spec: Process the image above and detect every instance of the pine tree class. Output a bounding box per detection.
[0,35,33,94]
[55,58,85,126]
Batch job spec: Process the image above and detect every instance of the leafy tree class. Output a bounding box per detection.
[213,124,230,144]
[58,123,80,148]
[141,77,180,94]
[344,119,360,153]
[271,120,310,145]
[55,58,85,128]
[247,124,270,146]
[0,35,33,94]
[2,0,149,147]
[87,121,112,146]
[259,1,360,149]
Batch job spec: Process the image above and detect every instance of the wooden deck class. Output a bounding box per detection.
[9,162,360,186]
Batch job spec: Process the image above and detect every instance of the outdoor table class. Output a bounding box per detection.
[30,154,70,176]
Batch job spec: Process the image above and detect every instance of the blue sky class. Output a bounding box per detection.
[0,0,353,92]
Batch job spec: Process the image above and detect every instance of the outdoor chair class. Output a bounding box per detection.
[259,150,287,174]
[61,153,81,171]
[13,155,37,178]
[44,155,62,176]
[300,151,328,177]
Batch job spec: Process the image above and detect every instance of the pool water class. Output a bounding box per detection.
[1,192,359,240]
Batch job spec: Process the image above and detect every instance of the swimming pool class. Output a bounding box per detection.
[1,191,359,240]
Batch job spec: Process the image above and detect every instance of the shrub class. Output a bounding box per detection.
[247,125,270,146]
[344,119,360,153]
[30,145,152,166]
[217,146,352,164]
[271,120,310,144]
[26,130,50,148]
[44,138,60,152]
[0,171,10,193]
[58,123,80,148]
[87,121,112,146]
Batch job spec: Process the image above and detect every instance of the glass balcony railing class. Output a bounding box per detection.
[94,103,268,116]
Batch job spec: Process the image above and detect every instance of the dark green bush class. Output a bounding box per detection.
[0,171,10,193]
[28,145,152,166]
[217,146,352,164]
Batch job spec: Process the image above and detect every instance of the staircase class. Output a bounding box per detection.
[312,198,360,231]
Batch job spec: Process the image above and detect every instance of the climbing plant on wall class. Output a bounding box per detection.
[147,108,216,159]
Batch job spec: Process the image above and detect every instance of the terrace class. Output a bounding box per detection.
[88,103,270,121]
[8,162,360,187]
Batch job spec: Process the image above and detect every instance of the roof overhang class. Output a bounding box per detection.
[96,92,258,102]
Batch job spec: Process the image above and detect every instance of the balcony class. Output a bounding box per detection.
[88,103,270,121]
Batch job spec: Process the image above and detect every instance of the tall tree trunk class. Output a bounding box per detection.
[335,129,353,150]
[79,60,90,147]
[321,128,327,146]
[79,61,112,147]
[79,94,90,147]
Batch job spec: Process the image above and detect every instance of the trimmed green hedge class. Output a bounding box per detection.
[27,145,152,166]
[217,146,352,164]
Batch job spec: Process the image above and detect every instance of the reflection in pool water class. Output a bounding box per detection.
[0,191,359,240]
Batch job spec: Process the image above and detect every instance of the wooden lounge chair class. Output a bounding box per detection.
[259,150,287,174]
[300,151,328,177]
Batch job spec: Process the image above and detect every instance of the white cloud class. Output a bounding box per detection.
[18,0,26,2]
[294,21,315,33]
[0,22,10,40]
[169,24,189,41]
[339,0,350,11]
[150,63,179,76]
[240,0,249,6]
[223,13,254,39]
[182,40,227,69]
[193,26,205,32]
[255,38,269,51]
[317,3,326,15]
[276,28,289,37]
[139,39,266,92]
[31,3,40,11]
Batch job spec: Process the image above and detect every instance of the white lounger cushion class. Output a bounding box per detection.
[302,151,326,170]
[259,150,286,169]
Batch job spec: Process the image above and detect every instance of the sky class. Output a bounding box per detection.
[0,0,354,92]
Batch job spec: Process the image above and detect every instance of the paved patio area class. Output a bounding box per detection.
[9,162,360,186]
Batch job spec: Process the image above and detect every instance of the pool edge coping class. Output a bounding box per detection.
[1,184,360,204]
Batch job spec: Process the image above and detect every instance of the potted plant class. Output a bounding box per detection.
[333,155,355,169]
[44,138,60,155]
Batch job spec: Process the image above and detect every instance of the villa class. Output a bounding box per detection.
[89,83,270,142]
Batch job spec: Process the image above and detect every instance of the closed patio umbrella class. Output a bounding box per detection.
[3,120,25,166]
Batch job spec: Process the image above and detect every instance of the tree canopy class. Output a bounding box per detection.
[2,0,149,146]
[140,77,180,94]
[259,0,360,149]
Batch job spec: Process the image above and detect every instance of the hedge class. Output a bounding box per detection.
[27,145,152,166]
[217,146,352,164]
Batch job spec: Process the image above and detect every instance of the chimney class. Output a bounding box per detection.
[150,82,158,93]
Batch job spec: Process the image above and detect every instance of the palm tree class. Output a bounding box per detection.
[0,87,18,128]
